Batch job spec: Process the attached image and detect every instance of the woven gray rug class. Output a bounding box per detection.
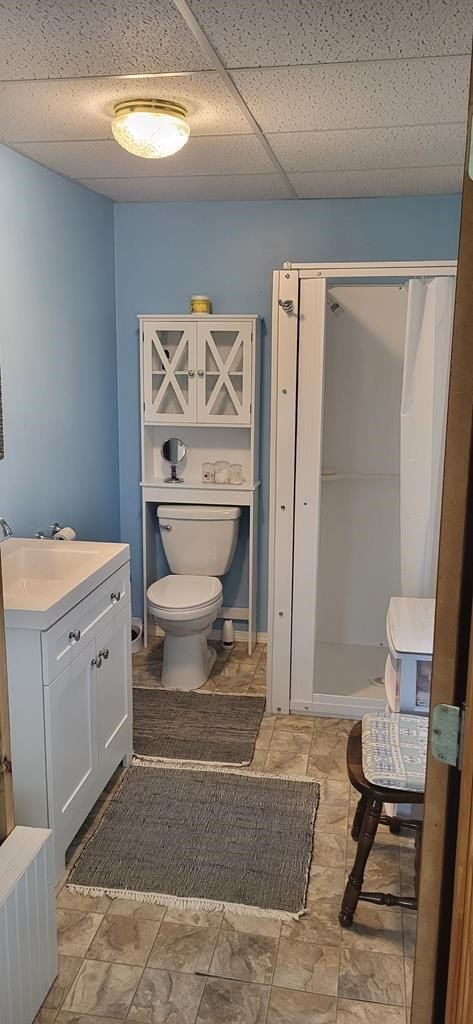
[133,688,266,766]
[68,764,319,920]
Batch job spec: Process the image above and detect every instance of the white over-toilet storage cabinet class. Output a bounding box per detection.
[139,314,261,650]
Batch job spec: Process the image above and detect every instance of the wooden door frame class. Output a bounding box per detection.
[0,550,15,841]
[411,52,473,1024]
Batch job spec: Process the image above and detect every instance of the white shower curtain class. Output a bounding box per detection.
[400,277,455,598]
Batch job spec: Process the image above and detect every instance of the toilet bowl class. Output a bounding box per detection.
[147,574,223,689]
[147,504,241,690]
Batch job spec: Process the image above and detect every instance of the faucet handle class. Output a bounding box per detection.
[50,522,61,537]
[34,531,46,539]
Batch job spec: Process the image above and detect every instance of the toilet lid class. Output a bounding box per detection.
[147,574,222,611]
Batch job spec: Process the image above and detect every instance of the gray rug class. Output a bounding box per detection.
[133,688,266,766]
[68,765,319,919]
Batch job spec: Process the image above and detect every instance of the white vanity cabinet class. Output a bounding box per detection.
[142,317,253,426]
[6,553,132,880]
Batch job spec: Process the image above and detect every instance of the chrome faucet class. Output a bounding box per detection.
[0,516,13,538]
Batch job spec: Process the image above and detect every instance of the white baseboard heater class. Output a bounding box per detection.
[0,826,57,1024]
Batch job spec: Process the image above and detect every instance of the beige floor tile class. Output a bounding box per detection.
[402,910,417,958]
[336,1000,406,1022]
[147,920,219,973]
[163,907,223,929]
[307,865,346,900]
[62,959,142,1018]
[57,889,111,914]
[315,804,349,834]
[404,957,414,1007]
[318,780,350,804]
[266,986,337,1023]
[312,832,346,868]
[255,715,276,748]
[275,715,314,737]
[273,938,339,995]
[56,910,104,958]
[196,978,269,1024]
[270,730,313,754]
[248,675,267,696]
[42,955,83,1010]
[86,914,160,966]
[34,1010,58,1023]
[212,676,251,695]
[338,948,405,1005]
[55,1014,124,1023]
[340,905,403,956]
[264,748,309,775]
[128,968,205,1024]
[222,912,280,939]
[281,898,342,948]
[209,919,278,984]
[132,664,163,688]
[106,899,166,923]
[246,748,267,771]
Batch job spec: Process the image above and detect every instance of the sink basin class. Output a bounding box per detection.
[1,538,130,630]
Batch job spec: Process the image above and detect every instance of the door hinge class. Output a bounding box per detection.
[0,755,12,775]
[431,703,465,769]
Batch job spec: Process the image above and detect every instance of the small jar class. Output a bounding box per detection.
[214,460,231,484]
[230,464,243,484]
[191,295,211,314]
[202,462,215,483]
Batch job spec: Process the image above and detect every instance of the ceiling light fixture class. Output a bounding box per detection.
[111,99,190,159]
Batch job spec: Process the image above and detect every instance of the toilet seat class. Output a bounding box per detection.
[147,574,222,621]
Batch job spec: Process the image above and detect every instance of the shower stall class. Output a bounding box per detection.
[268,261,456,717]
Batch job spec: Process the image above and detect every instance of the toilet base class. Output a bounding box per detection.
[161,632,217,690]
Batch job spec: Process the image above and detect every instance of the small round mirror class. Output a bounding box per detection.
[162,438,186,464]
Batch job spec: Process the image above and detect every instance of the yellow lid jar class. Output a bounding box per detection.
[191,295,211,314]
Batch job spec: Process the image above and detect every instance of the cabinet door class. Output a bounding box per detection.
[96,604,132,786]
[44,642,97,849]
[143,321,197,423]
[197,321,252,425]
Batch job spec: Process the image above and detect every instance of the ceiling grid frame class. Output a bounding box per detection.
[0,0,470,200]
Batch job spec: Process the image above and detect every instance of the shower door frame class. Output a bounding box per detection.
[268,260,457,716]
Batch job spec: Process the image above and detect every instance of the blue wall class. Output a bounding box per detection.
[114,196,460,626]
[0,145,119,542]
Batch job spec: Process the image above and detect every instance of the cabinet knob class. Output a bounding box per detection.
[98,648,109,660]
[69,629,81,642]
[91,655,102,669]
[111,592,121,603]
[197,369,204,377]
[188,369,195,377]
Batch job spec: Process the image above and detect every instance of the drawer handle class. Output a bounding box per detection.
[98,648,109,660]
[111,591,121,603]
[91,655,102,669]
[69,629,81,642]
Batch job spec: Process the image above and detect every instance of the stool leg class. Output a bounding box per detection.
[351,794,368,842]
[340,797,382,928]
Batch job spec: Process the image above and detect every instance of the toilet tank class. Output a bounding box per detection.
[157,505,241,576]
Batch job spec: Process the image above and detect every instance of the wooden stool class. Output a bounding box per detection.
[340,720,424,928]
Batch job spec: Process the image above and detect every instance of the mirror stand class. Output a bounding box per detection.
[164,463,184,483]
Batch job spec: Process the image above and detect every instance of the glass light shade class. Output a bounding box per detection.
[111,100,190,159]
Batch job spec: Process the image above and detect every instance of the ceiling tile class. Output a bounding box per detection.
[290,165,463,198]
[189,0,473,67]
[234,57,470,132]
[0,0,210,80]
[78,173,292,201]
[15,135,274,178]
[269,123,467,174]
[0,74,250,144]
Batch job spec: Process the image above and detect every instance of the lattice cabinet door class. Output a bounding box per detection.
[196,321,252,425]
[143,321,197,423]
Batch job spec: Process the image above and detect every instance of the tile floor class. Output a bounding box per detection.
[36,642,416,1024]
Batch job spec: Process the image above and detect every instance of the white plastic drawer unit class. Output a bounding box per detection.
[41,563,130,683]
[385,596,435,715]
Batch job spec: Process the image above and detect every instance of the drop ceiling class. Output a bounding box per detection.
[0,0,471,202]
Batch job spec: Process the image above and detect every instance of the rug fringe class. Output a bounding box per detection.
[66,883,307,921]
[133,754,250,769]
[131,756,319,785]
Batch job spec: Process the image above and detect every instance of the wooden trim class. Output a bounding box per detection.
[0,551,14,842]
[411,54,473,1024]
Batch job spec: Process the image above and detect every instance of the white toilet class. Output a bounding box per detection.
[147,504,241,690]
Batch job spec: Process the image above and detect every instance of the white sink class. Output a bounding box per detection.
[1,538,130,630]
